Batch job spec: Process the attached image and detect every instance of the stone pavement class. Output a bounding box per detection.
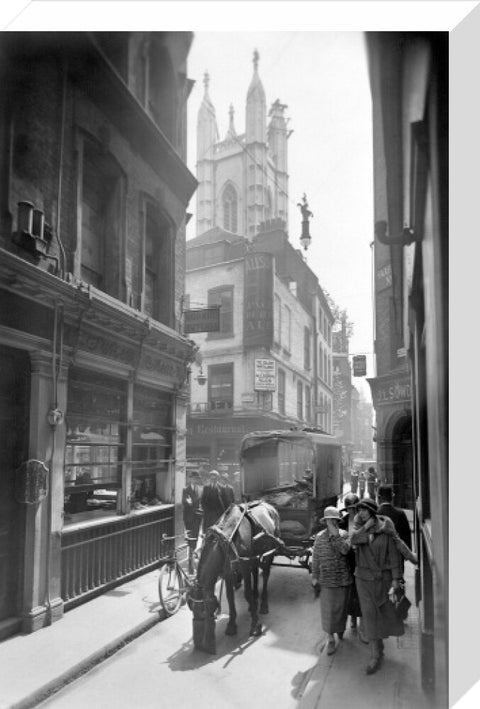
[0,509,431,709]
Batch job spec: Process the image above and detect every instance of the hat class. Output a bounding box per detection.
[357,499,378,515]
[208,470,220,478]
[344,493,359,508]
[320,506,341,522]
[188,471,201,479]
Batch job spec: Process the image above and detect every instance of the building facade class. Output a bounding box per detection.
[186,55,334,473]
[366,32,448,707]
[0,32,197,638]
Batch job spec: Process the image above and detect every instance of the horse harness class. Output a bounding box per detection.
[207,502,282,575]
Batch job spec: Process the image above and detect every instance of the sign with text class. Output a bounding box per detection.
[254,358,276,391]
[352,355,367,377]
[243,252,274,347]
[184,307,220,333]
[368,374,411,407]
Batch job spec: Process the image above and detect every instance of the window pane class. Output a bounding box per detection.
[64,370,126,523]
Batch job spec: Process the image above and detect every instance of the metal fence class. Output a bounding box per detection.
[61,506,174,609]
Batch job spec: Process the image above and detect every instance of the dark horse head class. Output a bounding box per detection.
[188,501,281,654]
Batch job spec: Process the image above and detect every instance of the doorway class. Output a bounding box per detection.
[0,346,29,628]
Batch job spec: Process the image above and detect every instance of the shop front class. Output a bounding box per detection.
[0,250,194,632]
[368,370,413,508]
[186,414,291,477]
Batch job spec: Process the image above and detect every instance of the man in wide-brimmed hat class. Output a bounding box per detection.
[311,505,353,656]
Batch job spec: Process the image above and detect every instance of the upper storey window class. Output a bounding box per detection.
[141,198,174,327]
[79,136,125,297]
[135,37,177,146]
[222,184,238,233]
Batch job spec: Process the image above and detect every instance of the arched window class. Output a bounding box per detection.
[223,184,238,233]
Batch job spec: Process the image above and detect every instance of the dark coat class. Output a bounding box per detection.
[221,483,235,507]
[377,502,412,549]
[201,482,226,529]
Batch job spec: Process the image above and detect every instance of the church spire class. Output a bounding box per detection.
[196,70,219,235]
[225,103,237,142]
[246,48,266,143]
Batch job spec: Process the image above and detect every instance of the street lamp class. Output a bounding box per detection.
[298,193,313,251]
[196,364,207,386]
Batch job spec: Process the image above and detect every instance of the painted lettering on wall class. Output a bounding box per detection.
[243,252,274,348]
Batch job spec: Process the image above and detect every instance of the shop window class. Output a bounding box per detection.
[207,286,233,338]
[64,370,126,523]
[131,385,173,507]
[141,199,174,326]
[79,137,124,297]
[208,363,233,411]
[278,368,286,415]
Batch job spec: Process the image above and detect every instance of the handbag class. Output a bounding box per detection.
[394,587,411,621]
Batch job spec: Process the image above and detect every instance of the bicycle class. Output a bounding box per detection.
[158,533,199,616]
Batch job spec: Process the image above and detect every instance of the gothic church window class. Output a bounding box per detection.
[222,184,238,233]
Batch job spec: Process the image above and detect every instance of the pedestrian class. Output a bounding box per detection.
[232,471,242,502]
[350,469,359,495]
[200,469,226,530]
[311,506,353,656]
[182,471,203,570]
[376,484,412,549]
[358,471,366,499]
[220,472,235,507]
[339,493,363,633]
[350,499,405,675]
[366,466,377,499]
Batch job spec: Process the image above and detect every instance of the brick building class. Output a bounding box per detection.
[0,32,197,637]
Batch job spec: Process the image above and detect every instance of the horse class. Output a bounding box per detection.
[188,500,283,653]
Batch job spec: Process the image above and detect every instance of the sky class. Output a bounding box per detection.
[186,31,374,399]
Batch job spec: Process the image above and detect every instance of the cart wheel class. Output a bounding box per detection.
[158,562,184,615]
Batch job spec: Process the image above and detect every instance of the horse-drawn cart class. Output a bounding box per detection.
[239,428,343,570]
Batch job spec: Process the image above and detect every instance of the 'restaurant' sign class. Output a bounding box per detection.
[243,252,274,347]
[184,307,220,333]
[254,358,276,391]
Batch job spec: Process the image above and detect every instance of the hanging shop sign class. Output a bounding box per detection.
[352,355,367,377]
[184,307,220,333]
[254,358,276,391]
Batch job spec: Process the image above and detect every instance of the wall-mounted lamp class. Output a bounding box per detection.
[196,365,207,386]
[298,193,313,251]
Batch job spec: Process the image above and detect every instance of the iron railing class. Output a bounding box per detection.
[61,506,174,609]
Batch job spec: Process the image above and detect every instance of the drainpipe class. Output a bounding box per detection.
[55,57,68,278]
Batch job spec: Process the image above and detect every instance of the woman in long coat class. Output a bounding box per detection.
[350,498,404,675]
[311,506,353,656]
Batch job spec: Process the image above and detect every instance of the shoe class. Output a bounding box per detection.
[326,639,336,655]
[366,657,381,675]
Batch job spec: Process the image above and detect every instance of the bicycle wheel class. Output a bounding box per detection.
[158,562,184,616]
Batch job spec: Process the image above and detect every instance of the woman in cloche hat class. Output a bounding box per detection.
[311,506,353,656]
[350,498,404,675]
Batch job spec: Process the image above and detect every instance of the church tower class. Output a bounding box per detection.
[194,52,290,239]
[245,50,268,238]
[196,72,218,235]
